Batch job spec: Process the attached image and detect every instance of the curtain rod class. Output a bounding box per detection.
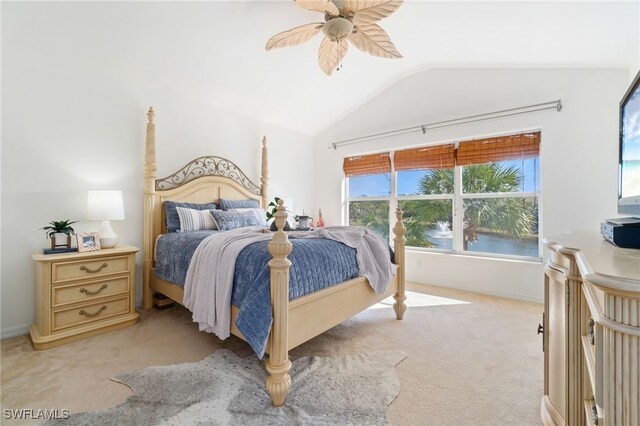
[328,99,562,150]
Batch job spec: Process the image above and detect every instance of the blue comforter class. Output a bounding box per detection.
[155,231,359,356]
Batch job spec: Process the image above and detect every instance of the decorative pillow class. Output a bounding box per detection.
[164,201,217,232]
[219,198,260,211]
[210,210,263,231]
[229,208,267,227]
[176,207,218,232]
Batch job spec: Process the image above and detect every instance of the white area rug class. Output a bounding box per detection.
[47,349,407,425]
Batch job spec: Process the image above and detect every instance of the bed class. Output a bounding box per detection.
[141,107,407,406]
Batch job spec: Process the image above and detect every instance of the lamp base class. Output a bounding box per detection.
[98,220,119,249]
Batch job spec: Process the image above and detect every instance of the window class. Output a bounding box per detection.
[345,132,541,259]
[345,153,391,239]
[396,144,455,249]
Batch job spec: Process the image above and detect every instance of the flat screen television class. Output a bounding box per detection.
[618,69,640,217]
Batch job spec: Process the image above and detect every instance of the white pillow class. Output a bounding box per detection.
[176,207,217,231]
[229,208,267,227]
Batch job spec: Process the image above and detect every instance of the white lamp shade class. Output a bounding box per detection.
[87,190,125,221]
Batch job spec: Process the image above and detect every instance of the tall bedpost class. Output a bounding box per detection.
[143,107,157,310]
[260,136,269,209]
[392,206,407,320]
[266,199,292,406]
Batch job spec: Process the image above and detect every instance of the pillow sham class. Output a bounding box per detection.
[229,207,267,227]
[210,209,263,231]
[176,207,218,232]
[219,198,260,211]
[164,201,217,232]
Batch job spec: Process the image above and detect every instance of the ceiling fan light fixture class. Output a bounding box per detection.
[322,17,353,42]
[266,0,404,76]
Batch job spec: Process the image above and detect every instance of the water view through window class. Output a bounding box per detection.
[347,149,540,259]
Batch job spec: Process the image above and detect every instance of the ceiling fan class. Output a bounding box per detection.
[266,0,403,76]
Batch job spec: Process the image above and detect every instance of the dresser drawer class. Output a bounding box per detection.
[52,296,131,331]
[52,255,130,284]
[51,277,130,308]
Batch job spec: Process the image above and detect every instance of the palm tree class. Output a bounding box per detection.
[349,200,433,247]
[349,201,389,239]
[415,164,536,250]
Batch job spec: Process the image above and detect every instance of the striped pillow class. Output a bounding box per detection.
[176,207,217,231]
[164,201,217,232]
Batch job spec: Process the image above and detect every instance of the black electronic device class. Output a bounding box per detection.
[601,218,640,249]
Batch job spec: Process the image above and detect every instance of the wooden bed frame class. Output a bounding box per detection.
[142,107,407,406]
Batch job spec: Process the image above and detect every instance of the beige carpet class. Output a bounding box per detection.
[1,283,543,425]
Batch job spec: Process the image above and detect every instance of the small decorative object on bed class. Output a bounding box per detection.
[296,214,311,230]
[76,232,101,252]
[41,219,77,249]
[317,208,325,227]
[142,107,406,407]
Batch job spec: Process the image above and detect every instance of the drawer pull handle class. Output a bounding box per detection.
[591,398,598,425]
[79,284,108,296]
[588,318,595,345]
[78,305,107,318]
[80,263,108,274]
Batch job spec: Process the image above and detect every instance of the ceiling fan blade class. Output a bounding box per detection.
[351,0,403,26]
[265,22,324,50]
[343,0,354,17]
[294,0,340,17]
[348,23,401,58]
[318,36,348,75]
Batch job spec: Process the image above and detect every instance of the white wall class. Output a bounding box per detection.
[0,5,315,337]
[314,68,632,302]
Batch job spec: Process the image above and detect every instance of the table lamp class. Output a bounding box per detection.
[87,190,125,248]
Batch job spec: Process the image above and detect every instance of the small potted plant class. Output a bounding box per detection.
[41,219,78,249]
[266,197,291,231]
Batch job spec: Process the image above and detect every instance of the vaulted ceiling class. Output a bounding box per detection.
[8,1,639,136]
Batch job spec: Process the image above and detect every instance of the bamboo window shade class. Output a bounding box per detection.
[343,152,391,177]
[394,144,455,171]
[457,132,541,166]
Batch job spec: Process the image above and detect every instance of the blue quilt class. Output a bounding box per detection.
[155,231,359,357]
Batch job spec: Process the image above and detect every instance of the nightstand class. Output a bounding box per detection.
[30,245,140,350]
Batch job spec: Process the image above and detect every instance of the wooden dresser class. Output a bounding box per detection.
[542,232,639,425]
[30,245,139,350]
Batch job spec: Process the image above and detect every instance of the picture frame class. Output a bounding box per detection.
[76,232,101,252]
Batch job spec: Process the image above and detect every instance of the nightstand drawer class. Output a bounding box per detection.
[52,255,130,284]
[52,296,130,331]
[51,277,130,308]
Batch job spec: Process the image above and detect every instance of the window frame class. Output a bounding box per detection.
[345,137,542,262]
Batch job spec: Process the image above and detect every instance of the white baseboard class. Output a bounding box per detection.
[409,281,544,304]
[1,324,30,340]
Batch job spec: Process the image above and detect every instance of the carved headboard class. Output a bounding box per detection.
[141,107,269,308]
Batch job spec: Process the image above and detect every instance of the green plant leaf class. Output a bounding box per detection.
[41,219,78,237]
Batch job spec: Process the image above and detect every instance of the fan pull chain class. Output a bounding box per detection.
[336,41,343,72]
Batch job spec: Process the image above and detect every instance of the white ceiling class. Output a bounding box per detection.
[204,0,639,135]
[9,1,639,136]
